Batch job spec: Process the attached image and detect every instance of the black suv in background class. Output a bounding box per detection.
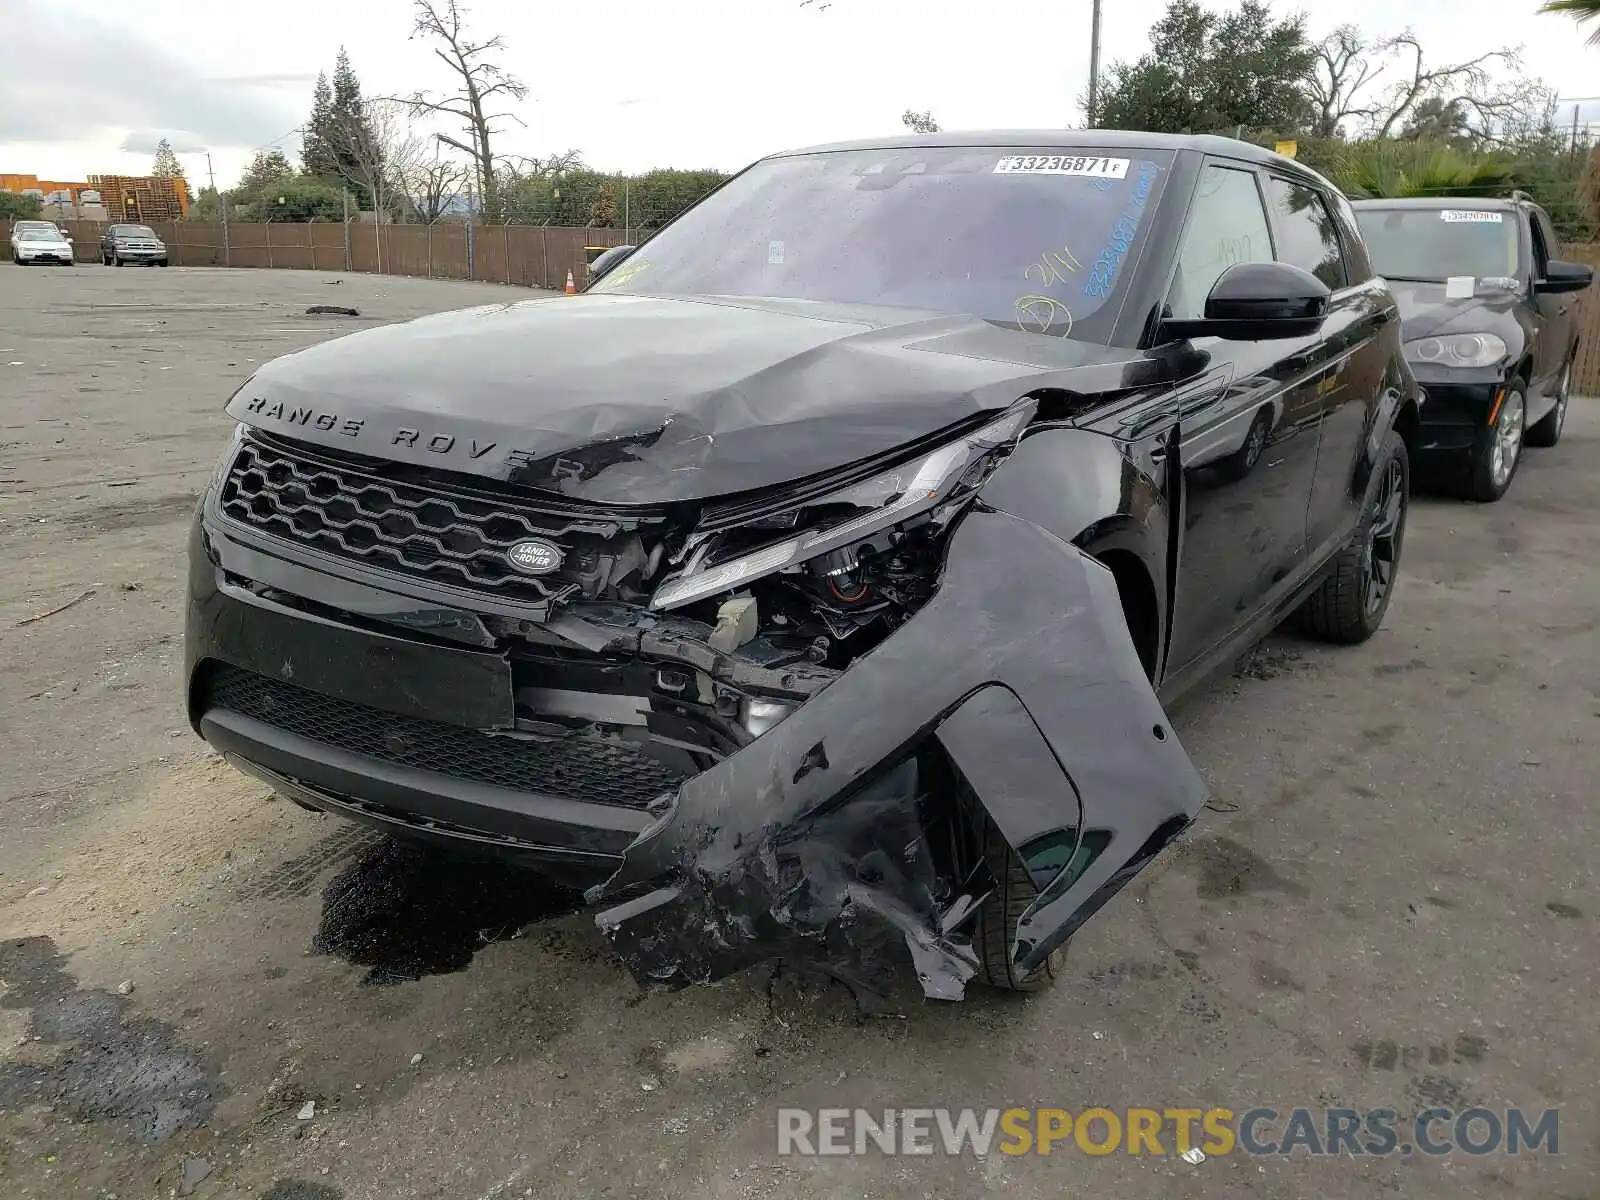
[1352,196,1593,501]
[188,132,1418,1002]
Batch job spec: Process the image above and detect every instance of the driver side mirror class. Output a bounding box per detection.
[588,244,636,283]
[1163,262,1331,342]
[1538,259,1593,295]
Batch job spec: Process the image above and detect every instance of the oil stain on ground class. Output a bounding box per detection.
[0,936,226,1143]
[312,838,584,986]
[1182,835,1311,900]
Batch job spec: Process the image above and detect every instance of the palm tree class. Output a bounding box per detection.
[1324,139,1517,200]
[1541,0,1600,44]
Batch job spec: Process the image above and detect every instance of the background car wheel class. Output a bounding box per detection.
[158,258,170,267]
[1525,362,1571,448]
[114,256,124,267]
[968,799,1066,993]
[1297,429,1409,645]
[1464,383,1525,502]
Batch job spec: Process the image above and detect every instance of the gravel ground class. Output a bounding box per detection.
[0,264,1594,1200]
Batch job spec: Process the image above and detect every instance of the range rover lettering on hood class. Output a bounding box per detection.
[224,292,1152,504]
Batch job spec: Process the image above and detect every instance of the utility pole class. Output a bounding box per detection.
[1086,0,1103,128]
[204,150,231,266]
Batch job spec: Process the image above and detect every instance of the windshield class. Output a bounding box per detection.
[592,146,1173,343]
[15,221,58,237]
[119,225,157,238]
[1355,207,1520,282]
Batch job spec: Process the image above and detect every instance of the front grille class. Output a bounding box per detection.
[218,436,631,605]
[202,663,688,809]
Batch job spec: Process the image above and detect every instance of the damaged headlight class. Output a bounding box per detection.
[650,401,1036,611]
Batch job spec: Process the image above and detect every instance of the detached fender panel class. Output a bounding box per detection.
[592,506,1206,999]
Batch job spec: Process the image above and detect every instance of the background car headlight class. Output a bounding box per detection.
[649,401,1037,611]
[1403,333,1507,369]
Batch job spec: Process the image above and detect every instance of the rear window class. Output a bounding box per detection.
[593,145,1175,343]
[1354,207,1520,282]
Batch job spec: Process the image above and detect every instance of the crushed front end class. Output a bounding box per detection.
[187,402,1205,1000]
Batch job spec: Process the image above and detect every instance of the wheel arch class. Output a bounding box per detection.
[978,426,1172,681]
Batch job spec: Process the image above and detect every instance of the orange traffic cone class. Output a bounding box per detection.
[564,269,577,295]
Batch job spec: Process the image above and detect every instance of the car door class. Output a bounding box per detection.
[1162,161,1328,675]
[1262,177,1396,560]
[1527,207,1574,419]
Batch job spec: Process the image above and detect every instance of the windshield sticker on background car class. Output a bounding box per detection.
[1440,210,1503,223]
[767,240,785,265]
[1445,275,1475,299]
[994,155,1130,179]
[1081,162,1158,300]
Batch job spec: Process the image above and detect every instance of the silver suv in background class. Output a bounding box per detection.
[100,224,168,267]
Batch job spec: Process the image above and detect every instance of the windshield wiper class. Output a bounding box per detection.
[1379,274,1445,283]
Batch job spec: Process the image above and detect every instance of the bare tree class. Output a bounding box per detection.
[324,98,426,268]
[393,0,528,221]
[396,153,469,223]
[1307,26,1386,138]
[902,109,941,134]
[1370,34,1524,140]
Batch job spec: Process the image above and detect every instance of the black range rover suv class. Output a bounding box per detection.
[188,131,1419,1000]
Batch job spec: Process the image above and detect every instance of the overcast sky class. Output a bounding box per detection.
[3,0,1598,190]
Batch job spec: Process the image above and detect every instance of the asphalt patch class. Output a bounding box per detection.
[0,935,226,1143]
[312,838,583,986]
[260,1183,343,1200]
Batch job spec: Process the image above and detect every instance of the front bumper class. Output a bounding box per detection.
[16,247,72,263]
[1406,375,1501,454]
[112,246,165,261]
[187,497,1205,1000]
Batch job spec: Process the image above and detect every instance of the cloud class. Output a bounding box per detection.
[120,130,210,155]
[0,0,302,152]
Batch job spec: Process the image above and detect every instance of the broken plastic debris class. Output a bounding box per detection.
[297,1101,316,1120]
[1181,1147,1206,1165]
[410,1052,424,1066]
[116,980,135,995]
[1091,1030,1104,1040]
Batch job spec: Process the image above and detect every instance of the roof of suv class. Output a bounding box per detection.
[774,128,1307,172]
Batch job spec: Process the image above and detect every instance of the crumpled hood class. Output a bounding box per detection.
[227,292,1149,504]
[1389,280,1522,342]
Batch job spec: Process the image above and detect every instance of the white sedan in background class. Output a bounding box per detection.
[9,220,76,265]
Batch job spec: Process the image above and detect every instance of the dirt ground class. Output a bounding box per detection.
[0,264,1594,1200]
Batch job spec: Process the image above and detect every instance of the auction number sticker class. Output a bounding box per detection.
[1439,210,1502,223]
[995,155,1130,178]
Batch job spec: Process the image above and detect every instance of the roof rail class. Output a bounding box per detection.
[1510,189,1534,203]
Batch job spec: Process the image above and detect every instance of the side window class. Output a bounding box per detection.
[1262,176,1347,290]
[1169,165,1274,320]
[1328,191,1372,284]
[1529,210,1554,276]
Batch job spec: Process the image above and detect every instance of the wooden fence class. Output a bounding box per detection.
[7,218,633,293]
[7,218,1600,393]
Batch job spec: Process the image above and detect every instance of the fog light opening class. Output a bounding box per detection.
[739,698,795,738]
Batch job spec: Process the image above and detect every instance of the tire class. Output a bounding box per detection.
[969,801,1067,993]
[158,259,169,267]
[1463,383,1525,502]
[1525,360,1571,448]
[1297,428,1409,645]
[114,255,124,267]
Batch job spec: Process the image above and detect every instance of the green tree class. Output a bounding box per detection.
[151,138,183,178]
[1324,139,1516,198]
[1540,0,1600,43]
[329,49,377,208]
[902,109,940,133]
[0,192,45,220]
[1095,0,1316,135]
[302,72,338,178]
